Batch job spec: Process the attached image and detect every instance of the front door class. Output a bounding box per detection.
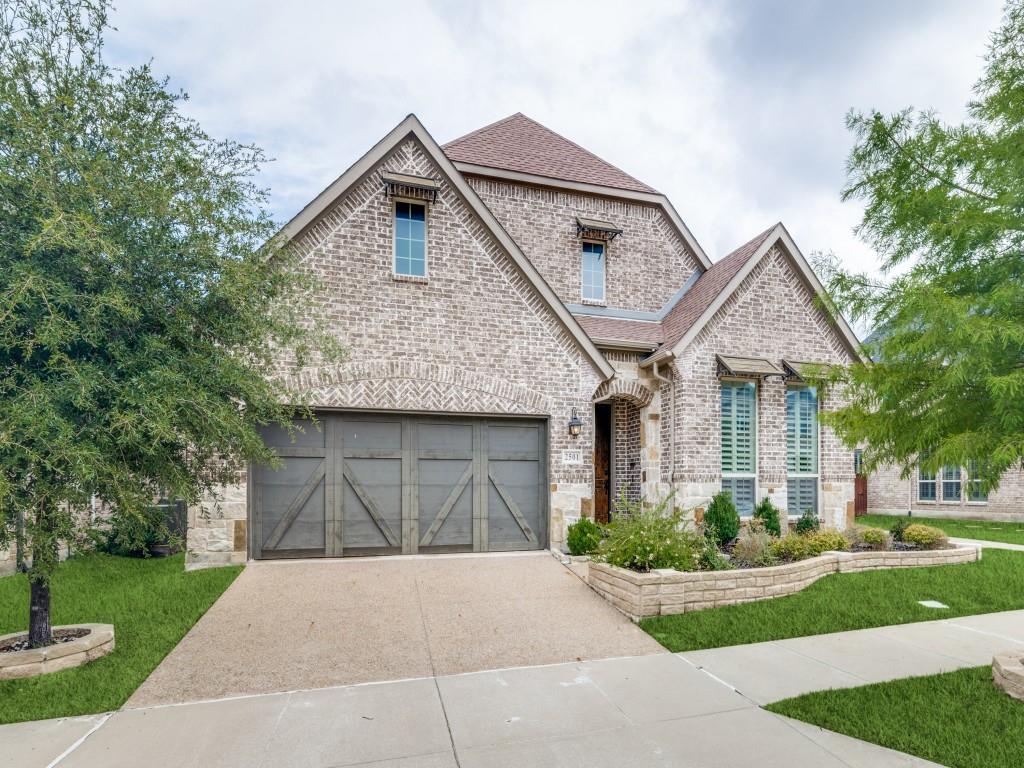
[594,403,612,524]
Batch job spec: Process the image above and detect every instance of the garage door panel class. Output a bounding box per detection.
[418,459,474,551]
[258,420,325,452]
[417,422,473,454]
[342,458,402,552]
[342,419,402,454]
[256,456,326,556]
[487,461,542,550]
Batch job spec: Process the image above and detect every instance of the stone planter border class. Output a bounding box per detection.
[0,624,115,680]
[993,652,1024,701]
[588,544,982,621]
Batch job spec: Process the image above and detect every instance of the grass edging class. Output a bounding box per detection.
[767,666,1024,768]
[0,553,240,724]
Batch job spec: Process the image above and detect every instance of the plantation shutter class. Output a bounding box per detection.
[786,387,818,474]
[721,477,755,514]
[721,381,755,474]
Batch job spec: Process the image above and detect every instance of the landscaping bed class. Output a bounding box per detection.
[0,553,240,724]
[767,665,1024,768]
[859,513,1024,547]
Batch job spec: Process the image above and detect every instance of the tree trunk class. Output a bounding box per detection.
[28,576,52,647]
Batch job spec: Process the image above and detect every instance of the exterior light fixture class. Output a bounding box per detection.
[568,408,583,438]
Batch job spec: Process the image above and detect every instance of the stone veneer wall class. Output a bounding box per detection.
[0,543,14,577]
[669,246,857,527]
[588,544,981,621]
[187,138,607,566]
[868,463,1024,521]
[467,177,701,313]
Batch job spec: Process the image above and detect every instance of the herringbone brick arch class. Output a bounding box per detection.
[592,377,654,407]
[279,361,552,415]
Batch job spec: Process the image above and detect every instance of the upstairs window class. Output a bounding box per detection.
[721,380,756,515]
[581,242,605,302]
[394,201,426,277]
[967,460,988,502]
[787,386,819,516]
[942,465,962,501]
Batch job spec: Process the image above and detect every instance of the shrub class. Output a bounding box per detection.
[889,517,910,542]
[805,529,850,556]
[732,520,778,568]
[846,525,890,551]
[566,517,603,556]
[705,492,740,546]
[697,525,733,571]
[598,497,701,572]
[93,503,180,558]
[753,497,782,537]
[795,509,820,535]
[770,533,813,563]
[902,523,949,550]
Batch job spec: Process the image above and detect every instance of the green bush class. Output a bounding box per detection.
[92,503,181,558]
[795,509,820,535]
[889,517,910,542]
[566,517,603,556]
[705,492,740,546]
[902,523,949,550]
[598,496,701,572]
[697,529,733,571]
[732,519,777,568]
[753,497,782,537]
[846,525,890,551]
[770,533,813,563]
[805,529,850,556]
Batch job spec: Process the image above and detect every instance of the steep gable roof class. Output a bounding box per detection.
[278,114,615,380]
[443,113,657,194]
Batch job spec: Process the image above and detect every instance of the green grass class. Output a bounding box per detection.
[641,549,1024,652]
[0,553,240,724]
[767,666,1024,768]
[859,513,1024,546]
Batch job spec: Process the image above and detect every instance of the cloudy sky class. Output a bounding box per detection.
[107,0,1002,280]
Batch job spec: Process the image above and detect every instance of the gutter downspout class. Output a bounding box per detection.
[651,359,674,499]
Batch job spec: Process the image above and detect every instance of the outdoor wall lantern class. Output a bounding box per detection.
[568,407,583,438]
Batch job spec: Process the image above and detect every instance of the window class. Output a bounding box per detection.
[967,460,988,502]
[918,463,937,501]
[787,386,819,516]
[854,449,864,475]
[941,464,962,501]
[394,201,426,277]
[721,380,756,515]
[581,242,605,302]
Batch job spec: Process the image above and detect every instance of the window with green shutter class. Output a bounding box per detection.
[721,380,756,514]
[786,385,818,515]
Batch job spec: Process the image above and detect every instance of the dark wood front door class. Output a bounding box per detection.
[594,404,612,524]
[855,474,868,515]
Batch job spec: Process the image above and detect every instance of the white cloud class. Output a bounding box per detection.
[105,0,1004,282]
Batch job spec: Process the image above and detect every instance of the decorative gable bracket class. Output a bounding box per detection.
[576,216,622,242]
[381,171,440,203]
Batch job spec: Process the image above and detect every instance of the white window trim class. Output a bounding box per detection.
[917,464,937,504]
[786,384,820,517]
[721,378,757,513]
[581,240,606,304]
[392,197,429,279]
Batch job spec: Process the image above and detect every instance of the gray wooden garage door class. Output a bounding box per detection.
[252,413,547,558]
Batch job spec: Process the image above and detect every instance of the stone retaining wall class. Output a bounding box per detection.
[0,624,115,680]
[993,652,1024,701]
[588,544,982,621]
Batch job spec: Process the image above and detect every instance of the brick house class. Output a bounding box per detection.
[186,113,866,568]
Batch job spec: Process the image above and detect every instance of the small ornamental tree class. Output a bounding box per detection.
[0,0,338,646]
[816,1,1024,490]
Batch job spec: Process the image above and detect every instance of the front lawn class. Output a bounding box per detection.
[767,666,1024,768]
[0,553,240,724]
[859,513,1024,547]
[641,549,1024,652]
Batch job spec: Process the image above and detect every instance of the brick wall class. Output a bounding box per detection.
[869,463,1024,521]
[612,399,641,504]
[467,177,701,312]
[669,246,858,526]
[187,138,606,566]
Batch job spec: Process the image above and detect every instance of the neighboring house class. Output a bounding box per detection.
[868,462,1024,521]
[186,113,864,568]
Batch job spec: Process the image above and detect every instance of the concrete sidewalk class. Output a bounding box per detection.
[4,652,937,768]
[950,536,1024,552]
[681,608,1024,705]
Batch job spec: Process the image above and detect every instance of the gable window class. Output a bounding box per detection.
[394,201,426,277]
[918,463,937,501]
[967,460,988,502]
[787,385,818,516]
[721,380,756,515]
[941,465,962,501]
[581,242,605,303]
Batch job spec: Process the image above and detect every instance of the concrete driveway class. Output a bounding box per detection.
[128,551,662,707]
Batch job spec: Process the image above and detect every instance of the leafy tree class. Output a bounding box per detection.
[0,0,337,646]
[816,1,1024,491]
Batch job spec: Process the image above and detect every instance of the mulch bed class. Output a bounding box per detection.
[0,627,89,654]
